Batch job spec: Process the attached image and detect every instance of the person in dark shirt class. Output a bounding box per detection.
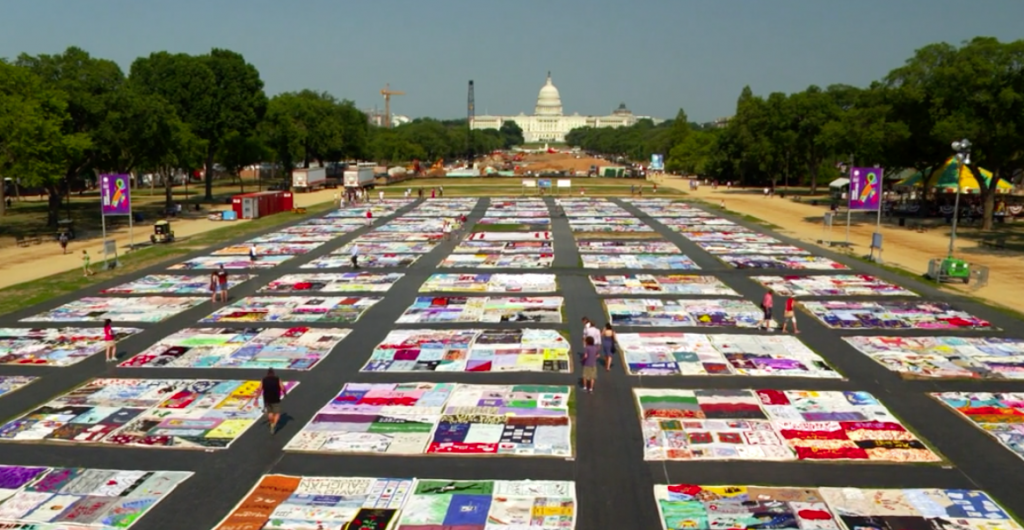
[258,368,287,434]
[581,336,599,393]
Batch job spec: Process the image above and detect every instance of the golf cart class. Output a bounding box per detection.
[928,256,971,284]
[150,220,175,244]
[56,219,75,240]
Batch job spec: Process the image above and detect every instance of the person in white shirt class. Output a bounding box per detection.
[378,190,384,202]
[350,244,359,268]
[582,317,601,350]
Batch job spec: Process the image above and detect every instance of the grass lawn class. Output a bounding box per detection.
[0,200,334,316]
[0,177,270,240]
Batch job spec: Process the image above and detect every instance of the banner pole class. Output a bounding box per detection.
[101,208,107,270]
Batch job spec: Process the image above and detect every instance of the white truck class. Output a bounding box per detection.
[292,167,327,192]
[343,164,376,190]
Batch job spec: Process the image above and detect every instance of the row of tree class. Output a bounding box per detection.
[0,46,526,224]
[566,37,1024,229]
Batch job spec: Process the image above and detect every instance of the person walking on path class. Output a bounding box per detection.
[601,323,616,371]
[59,233,69,254]
[248,244,258,268]
[581,336,599,393]
[781,296,799,334]
[257,368,287,434]
[760,291,774,331]
[216,265,229,303]
[103,319,116,361]
[350,243,360,269]
[209,271,219,304]
[81,250,93,277]
[442,219,452,241]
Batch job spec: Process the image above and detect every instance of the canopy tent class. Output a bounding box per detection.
[829,178,849,188]
[896,157,1012,194]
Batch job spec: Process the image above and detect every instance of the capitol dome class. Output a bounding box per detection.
[534,71,563,116]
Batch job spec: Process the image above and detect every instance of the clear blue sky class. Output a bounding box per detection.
[2,0,1022,122]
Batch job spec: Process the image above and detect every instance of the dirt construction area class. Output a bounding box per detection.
[655,175,1024,312]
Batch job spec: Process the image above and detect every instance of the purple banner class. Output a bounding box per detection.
[100,174,131,215]
[849,167,882,211]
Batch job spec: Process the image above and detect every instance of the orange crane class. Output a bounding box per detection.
[380,83,405,128]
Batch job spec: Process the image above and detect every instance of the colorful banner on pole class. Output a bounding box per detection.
[849,167,882,211]
[650,154,665,171]
[100,174,131,215]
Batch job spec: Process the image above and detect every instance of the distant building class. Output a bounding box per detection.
[364,109,411,127]
[470,72,640,143]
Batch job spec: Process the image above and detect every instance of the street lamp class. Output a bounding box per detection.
[948,139,971,256]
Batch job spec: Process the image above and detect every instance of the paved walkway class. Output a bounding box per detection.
[0,196,1021,529]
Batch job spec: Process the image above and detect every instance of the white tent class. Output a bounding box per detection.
[829,178,849,188]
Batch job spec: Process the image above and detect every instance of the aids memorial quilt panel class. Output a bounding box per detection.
[397,479,576,529]
[214,475,414,530]
[0,465,192,529]
[376,217,447,232]
[21,297,205,323]
[568,217,653,233]
[653,485,1021,530]
[844,336,1024,380]
[720,255,849,270]
[934,392,1024,462]
[286,383,573,457]
[362,328,570,373]
[682,232,781,243]
[100,274,254,295]
[617,333,839,378]
[466,231,551,241]
[261,273,404,293]
[0,377,36,397]
[169,254,293,270]
[0,327,142,366]
[485,209,551,218]
[581,254,700,270]
[635,389,939,462]
[249,230,339,242]
[606,299,762,328]
[440,253,554,268]
[421,273,558,293]
[658,218,745,230]
[478,217,552,227]
[303,254,421,269]
[334,240,438,254]
[0,378,298,449]
[428,384,572,456]
[213,242,323,256]
[454,240,553,254]
[359,231,443,242]
[201,296,381,323]
[590,275,738,296]
[696,242,810,255]
[284,382,454,454]
[576,240,680,254]
[327,205,402,218]
[753,275,917,297]
[803,301,991,330]
[119,327,351,370]
[397,297,564,324]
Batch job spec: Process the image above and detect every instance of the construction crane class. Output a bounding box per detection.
[380,83,405,128]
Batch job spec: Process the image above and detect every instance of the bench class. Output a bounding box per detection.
[292,207,307,214]
[981,237,1007,250]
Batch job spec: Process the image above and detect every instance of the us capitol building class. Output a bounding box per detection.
[470,72,641,143]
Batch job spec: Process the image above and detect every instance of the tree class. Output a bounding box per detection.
[16,47,124,224]
[887,37,1024,229]
[197,49,267,199]
[219,131,267,193]
[499,121,524,149]
[0,61,87,218]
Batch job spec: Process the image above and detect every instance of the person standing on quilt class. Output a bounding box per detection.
[216,265,229,303]
[781,295,799,334]
[760,291,774,331]
[103,319,116,361]
[365,208,373,227]
[581,336,599,393]
[350,244,360,269]
[443,219,452,241]
[248,243,258,268]
[378,189,384,202]
[258,368,287,435]
[209,270,219,304]
[601,323,616,372]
